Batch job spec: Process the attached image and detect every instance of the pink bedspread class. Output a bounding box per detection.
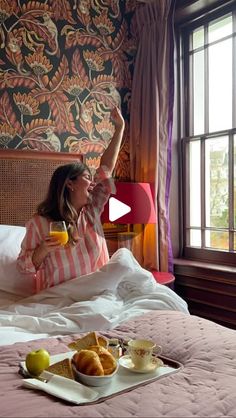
[1,310,236,417]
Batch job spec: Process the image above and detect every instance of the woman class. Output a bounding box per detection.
[17,107,125,293]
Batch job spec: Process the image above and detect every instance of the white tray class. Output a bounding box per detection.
[20,351,182,406]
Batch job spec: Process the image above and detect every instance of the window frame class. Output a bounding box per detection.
[176,1,236,266]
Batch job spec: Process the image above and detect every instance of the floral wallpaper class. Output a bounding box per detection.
[0,0,138,178]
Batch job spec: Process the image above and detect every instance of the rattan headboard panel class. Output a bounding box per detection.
[0,151,82,226]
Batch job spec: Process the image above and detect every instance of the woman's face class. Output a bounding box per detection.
[69,170,94,206]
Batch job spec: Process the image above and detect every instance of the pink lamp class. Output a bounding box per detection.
[101,182,156,227]
[101,183,175,288]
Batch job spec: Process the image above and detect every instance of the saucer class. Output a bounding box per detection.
[119,355,164,374]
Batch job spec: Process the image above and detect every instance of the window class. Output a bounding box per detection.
[178,4,236,264]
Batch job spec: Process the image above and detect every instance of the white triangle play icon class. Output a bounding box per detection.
[109,197,131,222]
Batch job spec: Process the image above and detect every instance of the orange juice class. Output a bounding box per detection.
[49,231,69,245]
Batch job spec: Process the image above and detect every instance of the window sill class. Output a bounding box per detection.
[174,258,236,275]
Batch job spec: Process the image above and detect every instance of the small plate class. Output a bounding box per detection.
[119,355,163,374]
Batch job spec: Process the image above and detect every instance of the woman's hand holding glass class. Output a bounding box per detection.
[32,222,69,270]
[49,221,69,245]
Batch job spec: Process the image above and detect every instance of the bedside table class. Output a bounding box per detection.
[151,271,175,289]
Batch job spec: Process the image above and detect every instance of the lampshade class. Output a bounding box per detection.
[101,182,156,224]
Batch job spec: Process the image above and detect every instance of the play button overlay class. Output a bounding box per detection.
[100,181,156,245]
[109,197,131,222]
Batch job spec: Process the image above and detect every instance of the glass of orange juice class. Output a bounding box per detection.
[49,221,69,245]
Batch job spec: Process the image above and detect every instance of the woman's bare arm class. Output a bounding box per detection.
[100,107,125,173]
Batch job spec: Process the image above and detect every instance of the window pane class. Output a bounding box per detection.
[192,27,204,50]
[190,141,201,226]
[181,8,235,261]
[209,38,232,131]
[193,50,204,135]
[209,15,232,43]
[205,230,229,250]
[205,137,228,228]
[190,229,201,246]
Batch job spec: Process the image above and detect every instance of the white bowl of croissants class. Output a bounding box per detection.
[70,332,119,386]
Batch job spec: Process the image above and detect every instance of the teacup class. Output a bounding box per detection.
[128,339,161,370]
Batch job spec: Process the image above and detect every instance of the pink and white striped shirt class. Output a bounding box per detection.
[17,165,115,293]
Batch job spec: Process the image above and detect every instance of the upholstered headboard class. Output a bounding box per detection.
[0,150,83,226]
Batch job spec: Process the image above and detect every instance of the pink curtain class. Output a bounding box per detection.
[130,0,175,272]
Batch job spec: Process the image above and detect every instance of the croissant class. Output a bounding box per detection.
[74,350,104,376]
[89,345,117,375]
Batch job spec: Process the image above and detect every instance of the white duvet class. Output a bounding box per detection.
[0,249,189,345]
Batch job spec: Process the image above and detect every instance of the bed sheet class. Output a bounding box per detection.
[0,290,22,308]
[0,290,53,345]
[0,248,188,346]
[1,310,236,417]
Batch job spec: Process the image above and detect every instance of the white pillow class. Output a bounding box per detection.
[0,225,35,296]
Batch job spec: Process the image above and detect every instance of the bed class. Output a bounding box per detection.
[0,150,236,417]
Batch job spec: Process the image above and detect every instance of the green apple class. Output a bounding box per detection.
[25,348,50,376]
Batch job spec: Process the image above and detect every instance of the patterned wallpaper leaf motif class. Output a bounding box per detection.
[71,49,90,87]
[0,92,22,132]
[0,0,137,178]
[23,119,56,151]
[48,0,76,24]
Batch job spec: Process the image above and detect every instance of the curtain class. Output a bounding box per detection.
[130,0,176,272]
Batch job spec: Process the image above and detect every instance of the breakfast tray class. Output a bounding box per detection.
[20,351,183,406]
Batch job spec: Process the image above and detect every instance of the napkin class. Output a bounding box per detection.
[22,373,98,405]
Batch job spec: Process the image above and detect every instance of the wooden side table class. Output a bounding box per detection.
[151,271,175,289]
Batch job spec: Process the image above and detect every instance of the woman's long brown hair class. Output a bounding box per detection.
[37,162,90,244]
